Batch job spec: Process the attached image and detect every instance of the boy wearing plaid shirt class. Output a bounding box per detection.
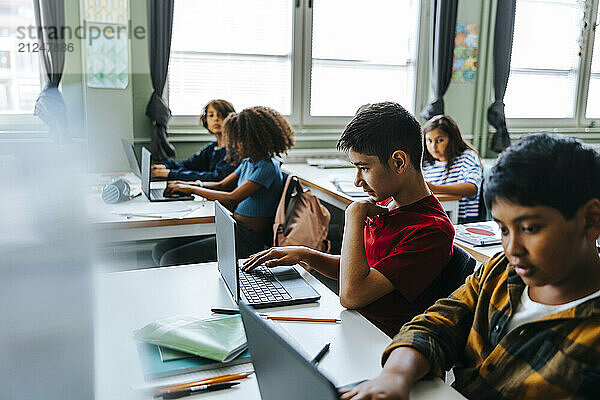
[342,134,600,400]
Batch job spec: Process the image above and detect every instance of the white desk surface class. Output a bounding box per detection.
[87,173,215,242]
[282,163,461,223]
[95,263,465,400]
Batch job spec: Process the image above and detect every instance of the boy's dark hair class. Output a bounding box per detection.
[223,106,295,161]
[337,102,423,170]
[484,133,600,219]
[200,99,236,131]
[423,114,479,180]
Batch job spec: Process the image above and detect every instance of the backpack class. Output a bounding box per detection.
[273,174,331,252]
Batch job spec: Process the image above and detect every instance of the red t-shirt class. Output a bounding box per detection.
[359,194,454,337]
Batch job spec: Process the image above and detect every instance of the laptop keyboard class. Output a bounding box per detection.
[239,266,292,304]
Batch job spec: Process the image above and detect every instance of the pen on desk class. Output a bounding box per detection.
[117,213,164,219]
[158,372,253,392]
[310,343,330,365]
[266,316,341,323]
[159,381,240,399]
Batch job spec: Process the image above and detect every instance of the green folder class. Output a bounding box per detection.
[134,315,247,362]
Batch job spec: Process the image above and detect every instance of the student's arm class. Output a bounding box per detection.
[427,151,482,197]
[340,347,431,400]
[427,181,477,196]
[170,159,237,182]
[342,257,494,399]
[338,201,394,309]
[165,172,263,204]
[242,247,341,278]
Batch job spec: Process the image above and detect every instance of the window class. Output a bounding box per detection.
[505,0,584,119]
[0,0,41,114]
[168,0,420,126]
[586,7,600,118]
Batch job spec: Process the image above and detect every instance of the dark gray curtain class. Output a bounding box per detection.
[420,0,458,120]
[146,0,176,161]
[488,0,517,153]
[33,0,68,143]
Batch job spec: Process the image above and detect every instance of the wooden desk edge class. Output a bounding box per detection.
[95,215,215,229]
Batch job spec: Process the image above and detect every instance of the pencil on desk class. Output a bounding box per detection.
[158,372,253,393]
[266,316,341,323]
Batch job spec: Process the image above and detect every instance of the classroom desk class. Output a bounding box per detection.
[282,163,462,223]
[87,174,216,243]
[454,239,503,264]
[95,263,466,400]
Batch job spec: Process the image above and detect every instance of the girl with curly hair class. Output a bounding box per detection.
[157,106,295,266]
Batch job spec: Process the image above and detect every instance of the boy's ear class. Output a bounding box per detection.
[581,198,600,242]
[390,150,408,173]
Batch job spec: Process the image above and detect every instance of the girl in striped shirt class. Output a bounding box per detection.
[422,115,482,223]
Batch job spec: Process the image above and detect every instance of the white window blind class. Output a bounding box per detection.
[168,0,293,116]
[586,8,600,118]
[309,0,418,117]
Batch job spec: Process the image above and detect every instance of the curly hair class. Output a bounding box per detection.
[222,106,295,161]
[200,99,236,132]
[422,114,478,180]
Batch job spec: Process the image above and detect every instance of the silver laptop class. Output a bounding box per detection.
[239,302,361,399]
[121,139,141,178]
[215,201,320,308]
[140,147,194,202]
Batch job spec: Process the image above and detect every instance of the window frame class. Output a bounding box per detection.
[504,0,600,130]
[168,0,426,132]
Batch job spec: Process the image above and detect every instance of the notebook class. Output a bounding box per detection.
[214,200,320,309]
[134,315,247,362]
[454,221,502,246]
[140,147,194,202]
[136,342,250,379]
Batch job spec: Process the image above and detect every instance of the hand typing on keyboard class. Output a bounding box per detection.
[242,246,313,272]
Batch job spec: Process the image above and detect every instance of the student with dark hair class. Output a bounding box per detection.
[243,102,454,337]
[422,115,482,222]
[342,133,600,400]
[157,106,295,266]
[151,99,237,181]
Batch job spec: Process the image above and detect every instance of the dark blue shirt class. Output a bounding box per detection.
[162,141,237,181]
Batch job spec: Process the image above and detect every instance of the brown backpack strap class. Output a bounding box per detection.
[273,174,296,245]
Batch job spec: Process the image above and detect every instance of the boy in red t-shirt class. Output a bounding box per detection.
[243,102,455,336]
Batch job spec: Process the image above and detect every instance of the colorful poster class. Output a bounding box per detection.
[452,23,478,83]
[84,0,128,24]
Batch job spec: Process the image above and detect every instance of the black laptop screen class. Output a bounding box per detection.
[215,201,240,303]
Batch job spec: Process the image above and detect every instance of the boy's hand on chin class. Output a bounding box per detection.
[346,200,388,220]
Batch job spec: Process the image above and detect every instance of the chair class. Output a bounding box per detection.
[437,244,476,298]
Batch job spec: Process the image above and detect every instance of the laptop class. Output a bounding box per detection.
[121,138,142,178]
[214,200,320,308]
[238,302,360,399]
[140,147,194,202]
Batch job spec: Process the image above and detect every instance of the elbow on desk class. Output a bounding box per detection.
[339,292,364,310]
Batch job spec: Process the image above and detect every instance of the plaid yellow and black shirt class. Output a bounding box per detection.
[383,253,600,400]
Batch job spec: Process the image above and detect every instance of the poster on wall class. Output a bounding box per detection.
[84,0,129,89]
[452,23,478,83]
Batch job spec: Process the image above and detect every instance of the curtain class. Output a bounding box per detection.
[488,0,517,153]
[146,0,176,161]
[420,0,458,120]
[32,0,68,143]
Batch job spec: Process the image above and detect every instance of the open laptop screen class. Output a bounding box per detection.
[215,201,241,303]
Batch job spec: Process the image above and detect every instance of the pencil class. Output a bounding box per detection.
[158,372,253,393]
[266,316,341,323]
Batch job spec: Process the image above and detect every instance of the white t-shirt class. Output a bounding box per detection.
[506,286,600,333]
